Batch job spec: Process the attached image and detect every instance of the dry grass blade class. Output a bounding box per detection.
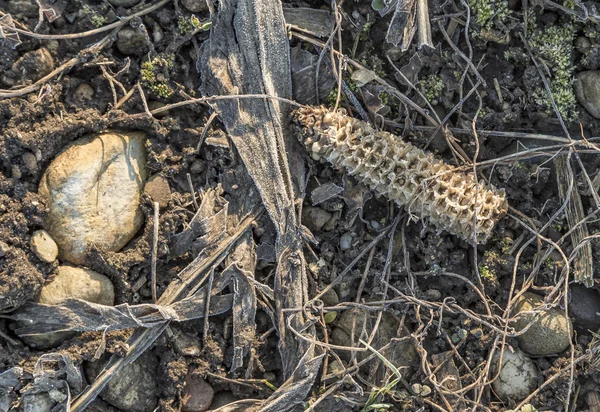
[554,154,594,286]
[201,1,324,410]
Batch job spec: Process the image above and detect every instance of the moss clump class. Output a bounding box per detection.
[418,74,445,105]
[529,23,578,122]
[177,15,203,34]
[141,54,175,99]
[468,0,511,32]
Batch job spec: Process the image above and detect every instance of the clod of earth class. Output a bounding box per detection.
[293,107,508,243]
[511,292,573,356]
[38,130,148,265]
[144,174,171,209]
[491,347,538,402]
[16,265,114,349]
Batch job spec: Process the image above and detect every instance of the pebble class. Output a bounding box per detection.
[181,0,209,12]
[302,206,332,233]
[569,284,600,331]
[19,265,114,349]
[39,265,114,306]
[73,83,95,104]
[39,131,147,265]
[425,289,442,301]
[22,152,38,174]
[574,71,600,119]
[1,48,54,87]
[7,0,39,17]
[0,241,9,257]
[147,100,169,118]
[491,347,537,402]
[86,355,158,412]
[339,232,353,250]
[107,0,140,7]
[320,288,339,306]
[191,160,206,174]
[116,28,149,56]
[512,292,573,356]
[209,391,238,409]
[182,371,214,412]
[332,310,418,373]
[30,230,59,263]
[144,174,171,208]
[170,328,202,357]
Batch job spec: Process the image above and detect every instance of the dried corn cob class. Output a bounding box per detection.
[292,107,508,243]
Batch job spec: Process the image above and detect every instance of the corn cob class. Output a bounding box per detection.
[292,106,508,243]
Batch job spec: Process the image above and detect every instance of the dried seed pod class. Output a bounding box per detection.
[292,106,508,243]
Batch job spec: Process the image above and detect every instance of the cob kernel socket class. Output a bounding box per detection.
[292,107,508,243]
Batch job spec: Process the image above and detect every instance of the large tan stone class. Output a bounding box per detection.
[19,265,114,349]
[39,131,147,265]
[39,265,114,306]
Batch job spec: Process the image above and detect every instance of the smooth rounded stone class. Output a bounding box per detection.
[209,391,238,410]
[147,100,169,118]
[569,284,600,331]
[491,347,537,402]
[0,241,8,257]
[144,174,171,208]
[72,83,95,104]
[339,231,353,250]
[116,28,149,56]
[320,288,339,306]
[7,0,39,17]
[19,265,114,349]
[181,0,209,12]
[331,310,418,374]
[574,71,600,119]
[39,131,147,265]
[512,292,573,356]
[107,0,140,7]
[182,371,214,412]
[39,266,114,306]
[86,355,158,412]
[1,48,54,87]
[302,206,332,233]
[22,152,38,173]
[170,328,201,357]
[30,230,59,263]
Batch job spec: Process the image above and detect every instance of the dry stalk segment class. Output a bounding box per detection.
[292,106,508,243]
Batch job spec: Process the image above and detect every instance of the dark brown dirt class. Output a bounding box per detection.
[1,0,600,411]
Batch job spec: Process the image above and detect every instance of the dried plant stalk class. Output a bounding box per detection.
[292,107,508,243]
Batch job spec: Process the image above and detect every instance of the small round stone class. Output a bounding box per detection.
[181,0,208,12]
[73,83,95,103]
[302,206,332,233]
[569,284,600,331]
[512,292,573,356]
[22,152,38,173]
[182,371,214,412]
[116,28,148,56]
[574,71,600,119]
[39,265,114,306]
[144,174,171,208]
[30,230,59,263]
[0,241,8,257]
[106,0,140,7]
[491,347,537,402]
[339,232,353,250]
